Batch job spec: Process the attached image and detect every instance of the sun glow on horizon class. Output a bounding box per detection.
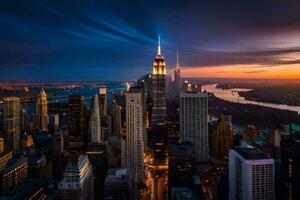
[180,64,300,79]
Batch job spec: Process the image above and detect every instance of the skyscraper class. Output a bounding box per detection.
[0,150,13,171]
[137,73,152,129]
[112,103,122,134]
[151,37,167,124]
[209,114,234,159]
[57,154,94,200]
[229,147,274,200]
[68,95,86,153]
[125,91,144,185]
[20,108,27,132]
[89,95,102,143]
[86,143,107,199]
[281,123,300,200]
[0,156,28,193]
[36,88,48,131]
[172,51,181,91]
[168,142,196,190]
[99,85,107,117]
[104,168,130,200]
[3,97,20,152]
[54,113,60,132]
[243,125,258,143]
[180,92,208,162]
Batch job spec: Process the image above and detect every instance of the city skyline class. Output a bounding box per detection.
[1,0,300,80]
[1,2,300,199]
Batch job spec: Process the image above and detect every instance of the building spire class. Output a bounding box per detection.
[176,51,179,70]
[157,36,161,56]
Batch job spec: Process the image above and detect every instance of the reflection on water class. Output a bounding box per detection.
[202,84,300,114]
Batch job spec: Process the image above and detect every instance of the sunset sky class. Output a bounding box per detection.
[1,0,300,80]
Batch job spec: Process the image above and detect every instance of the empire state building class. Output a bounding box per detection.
[151,37,167,124]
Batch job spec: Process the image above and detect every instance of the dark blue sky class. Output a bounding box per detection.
[1,0,300,80]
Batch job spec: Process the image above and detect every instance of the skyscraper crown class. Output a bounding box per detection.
[153,36,166,75]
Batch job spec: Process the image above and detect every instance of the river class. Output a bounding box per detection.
[202,84,300,114]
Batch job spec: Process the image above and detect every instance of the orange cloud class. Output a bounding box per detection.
[180,64,300,79]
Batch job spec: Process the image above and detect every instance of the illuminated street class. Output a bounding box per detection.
[144,150,168,200]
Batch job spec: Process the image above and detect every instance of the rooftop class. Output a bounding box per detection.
[0,179,45,200]
[4,156,27,172]
[168,142,195,156]
[105,168,129,183]
[234,147,270,160]
[180,91,208,98]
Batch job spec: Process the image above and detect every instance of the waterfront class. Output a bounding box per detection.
[202,84,300,114]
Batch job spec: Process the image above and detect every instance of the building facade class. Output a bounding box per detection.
[243,125,258,143]
[209,115,234,159]
[112,101,122,134]
[104,168,130,200]
[280,123,300,200]
[57,154,94,200]
[68,95,86,153]
[89,95,102,143]
[86,143,107,199]
[0,156,28,193]
[180,92,208,162]
[99,85,107,117]
[125,91,144,185]
[151,38,167,124]
[168,142,196,190]
[0,150,13,171]
[36,88,49,131]
[229,147,274,200]
[172,51,181,92]
[3,97,20,152]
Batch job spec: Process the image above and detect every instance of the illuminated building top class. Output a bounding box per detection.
[153,37,166,75]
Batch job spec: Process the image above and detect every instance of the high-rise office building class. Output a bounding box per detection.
[104,168,130,200]
[89,95,102,143]
[112,101,122,134]
[243,125,258,143]
[180,92,208,162]
[151,37,167,124]
[229,147,274,200]
[54,113,60,132]
[0,156,28,193]
[125,91,144,185]
[137,73,153,129]
[20,132,33,148]
[172,51,181,91]
[52,130,64,180]
[0,179,47,199]
[223,113,232,129]
[209,115,234,159]
[168,142,196,189]
[57,154,94,200]
[121,134,126,169]
[36,88,48,131]
[86,143,107,199]
[3,97,20,152]
[0,150,13,171]
[68,95,86,153]
[99,85,107,116]
[20,108,27,132]
[280,123,300,200]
